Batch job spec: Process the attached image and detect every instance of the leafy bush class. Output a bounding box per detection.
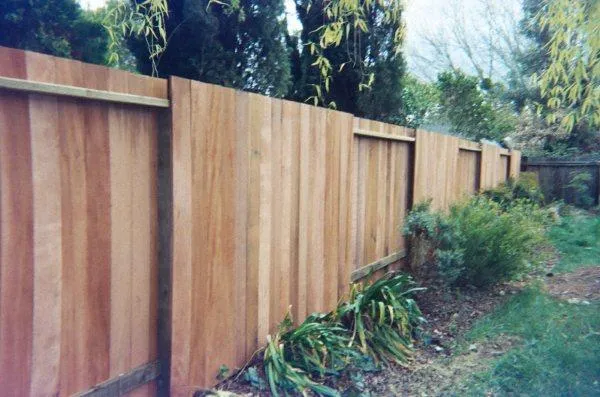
[482,172,544,207]
[403,200,455,275]
[404,196,551,287]
[567,171,594,208]
[443,197,550,287]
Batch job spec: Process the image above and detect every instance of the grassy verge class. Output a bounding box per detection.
[547,213,600,273]
[463,286,600,396]
[458,212,600,396]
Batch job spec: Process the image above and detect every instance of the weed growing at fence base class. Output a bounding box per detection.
[462,286,600,396]
[548,214,600,273]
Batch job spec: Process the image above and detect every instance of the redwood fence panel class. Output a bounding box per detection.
[0,47,164,397]
[0,47,521,397]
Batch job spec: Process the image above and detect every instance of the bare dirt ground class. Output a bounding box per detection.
[545,266,600,302]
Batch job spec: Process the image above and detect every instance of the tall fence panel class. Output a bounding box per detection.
[0,47,163,396]
[169,77,521,394]
[351,119,414,271]
[169,79,356,394]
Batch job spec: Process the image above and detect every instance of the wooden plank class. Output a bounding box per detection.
[509,150,521,178]
[189,81,210,385]
[324,110,341,309]
[75,360,160,397]
[0,90,34,396]
[270,99,284,328]
[234,91,249,365]
[354,129,416,142]
[0,76,170,107]
[58,99,90,395]
[169,77,192,391]
[278,101,296,323]
[83,101,112,385]
[191,83,238,384]
[307,107,326,314]
[350,250,407,282]
[26,51,63,397]
[130,108,157,373]
[296,104,311,321]
[108,105,133,380]
[287,101,301,321]
[337,113,353,297]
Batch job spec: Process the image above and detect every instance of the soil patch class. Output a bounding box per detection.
[545,266,600,301]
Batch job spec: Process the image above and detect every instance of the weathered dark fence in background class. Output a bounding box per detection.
[522,158,600,206]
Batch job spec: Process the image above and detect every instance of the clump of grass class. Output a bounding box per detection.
[548,214,600,273]
[462,286,600,396]
[260,273,425,396]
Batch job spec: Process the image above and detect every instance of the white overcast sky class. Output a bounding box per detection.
[78,0,522,78]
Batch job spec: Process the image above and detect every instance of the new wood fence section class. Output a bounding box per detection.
[0,47,520,397]
[0,47,163,397]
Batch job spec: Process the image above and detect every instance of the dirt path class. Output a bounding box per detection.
[545,266,600,302]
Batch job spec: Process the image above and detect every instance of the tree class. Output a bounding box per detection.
[126,0,291,97]
[436,70,516,141]
[535,0,600,133]
[291,0,406,119]
[0,0,108,64]
[107,0,405,103]
[391,75,439,129]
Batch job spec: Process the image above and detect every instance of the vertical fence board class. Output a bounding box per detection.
[26,51,63,397]
[0,90,34,397]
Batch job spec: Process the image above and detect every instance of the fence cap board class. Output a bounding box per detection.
[0,76,170,108]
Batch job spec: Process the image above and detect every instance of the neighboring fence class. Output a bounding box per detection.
[0,46,520,397]
[522,158,600,206]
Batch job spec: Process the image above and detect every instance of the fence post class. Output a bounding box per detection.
[156,107,173,397]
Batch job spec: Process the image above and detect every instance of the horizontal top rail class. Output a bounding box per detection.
[458,144,482,152]
[526,160,600,167]
[0,76,170,108]
[354,129,416,142]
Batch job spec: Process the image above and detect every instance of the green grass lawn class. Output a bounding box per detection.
[548,213,600,273]
[458,212,600,396]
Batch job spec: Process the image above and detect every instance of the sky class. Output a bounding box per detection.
[78,0,522,79]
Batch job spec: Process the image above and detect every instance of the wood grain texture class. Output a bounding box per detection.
[0,49,159,397]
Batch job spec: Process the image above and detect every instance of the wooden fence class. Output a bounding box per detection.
[169,79,520,395]
[0,47,520,397]
[522,158,600,206]
[0,47,164,397]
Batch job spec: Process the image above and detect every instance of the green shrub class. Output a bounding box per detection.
[482,172,544,208]
[404,196,551,287]
[566,171,594,208]
[403,200,455,274]
[443,197,550,287]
